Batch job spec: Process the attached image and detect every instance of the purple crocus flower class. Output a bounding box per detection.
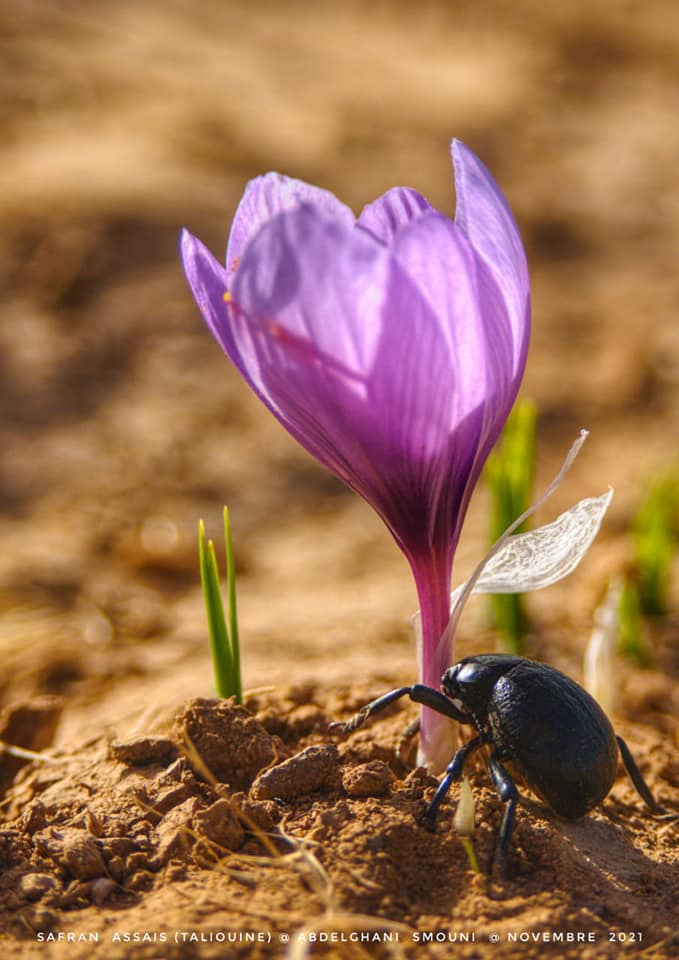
[181,140,530,772]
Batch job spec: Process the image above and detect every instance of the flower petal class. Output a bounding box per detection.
[230,205,470,551]
[393,212,512,421]
[226,173,355,276]
[356,187,433,244]
[391,211,521,543]
[180,228,255,386]
[452,139,530,380]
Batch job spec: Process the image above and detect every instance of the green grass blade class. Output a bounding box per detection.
[618,577,650,667]
[491,592,525,654]
[223,506,242,702]
[633,472,678,617]
[199,519,237,698]
[485,399,537,653]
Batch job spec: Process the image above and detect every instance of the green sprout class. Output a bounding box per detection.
[484,399,537,653]
[617,575,649,667]
[198,507,242,701]
[632,471,678,617]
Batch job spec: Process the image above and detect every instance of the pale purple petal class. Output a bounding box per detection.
[230,205,469,553]
[452,139,530,380]
[226,173,355,277]
[356,187,433,244]
[181,228,255,388]
[393,213,519,539]
[393,211,512,421]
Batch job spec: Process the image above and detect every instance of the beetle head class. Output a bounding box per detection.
[441,654,524,726]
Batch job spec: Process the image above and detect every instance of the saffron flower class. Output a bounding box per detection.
[181,140,531,772]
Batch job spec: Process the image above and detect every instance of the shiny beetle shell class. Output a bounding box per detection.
[443,655,618,818]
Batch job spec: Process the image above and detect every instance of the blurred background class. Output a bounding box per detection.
[1,0,678,743]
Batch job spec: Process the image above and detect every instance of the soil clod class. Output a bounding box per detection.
[342,759,394,797]
[109,736,177,766]
[173,697,289,791]
[251,743,340,801]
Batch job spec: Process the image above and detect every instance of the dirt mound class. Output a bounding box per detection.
[0,683,676,959]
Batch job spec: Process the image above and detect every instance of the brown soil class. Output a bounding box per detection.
[1,1,678,958]
[1,670,677,960]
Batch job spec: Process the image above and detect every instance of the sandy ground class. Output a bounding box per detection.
[0,1,678,957]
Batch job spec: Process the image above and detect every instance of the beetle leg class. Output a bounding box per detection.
[329,684,470,735]
[616,736,666,814]
[489,753,519,879]
[421,734,486,826]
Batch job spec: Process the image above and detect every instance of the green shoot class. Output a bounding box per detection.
[198,507,242,701]
[460,836,481,875]
[485,399,537,653]
[632,471,678,617]
[618,576,649,667]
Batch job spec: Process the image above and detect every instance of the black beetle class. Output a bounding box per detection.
[331,654,664,876]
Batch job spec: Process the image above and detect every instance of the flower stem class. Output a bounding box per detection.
[411,551,457,773]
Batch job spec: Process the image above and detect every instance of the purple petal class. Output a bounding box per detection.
[392,212,511,419]
[225,173,355,277]
[180,228,254,386]
[356,187,433,244]
[229,205,469,553]
[392,211,521,537]
[452,139,530,381]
